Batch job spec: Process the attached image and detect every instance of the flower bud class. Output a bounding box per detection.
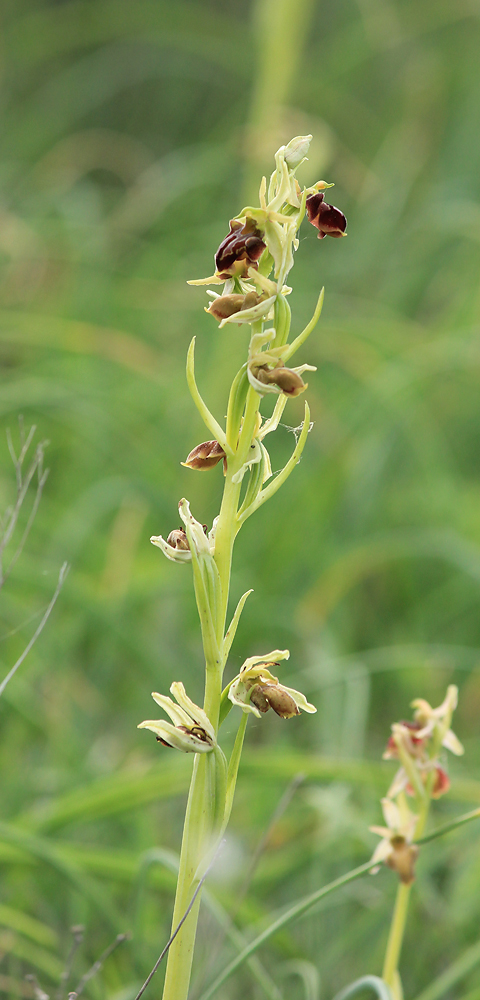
[166,528,189,550]
[255,364,307,396]
[306,192,347,239]
[182,440,226,471]
[283,134,312,168]
[215,217,266,278]
[206,292,266,322]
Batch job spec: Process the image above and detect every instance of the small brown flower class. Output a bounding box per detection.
[215,217,266,278]
[255,364,307,397]
[182,440,226,471]
[206,292,266,322]
[385,837,419,885]
[306,192,347,239]
[228,650,316,719]
[250,682,300,719]
[166,528,189,550]
[370,798,419,884]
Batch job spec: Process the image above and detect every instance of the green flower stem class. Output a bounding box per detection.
[382,727,445,992]
[213,385,261,646]
[161,753,215,1000]
[162,383,261,1000]
[382,881,412,990]
[394,734,426,802]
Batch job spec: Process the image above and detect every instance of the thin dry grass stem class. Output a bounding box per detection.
[0,421,68,697]
[70,933,129,999]
[25,975,50,1000]
[1,422,49,589]
[244,772,305,888]
[0,561,68,697]
[55,926,84,1000]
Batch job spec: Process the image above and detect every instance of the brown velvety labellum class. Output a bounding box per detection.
[306,193,347,239]
[215,217,266,278]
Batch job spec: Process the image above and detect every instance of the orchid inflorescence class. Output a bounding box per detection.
[137,136,347,1000]
[140,135,347,752]
[370,685,464,887]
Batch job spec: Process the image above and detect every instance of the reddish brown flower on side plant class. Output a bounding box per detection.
[306,191,347,239]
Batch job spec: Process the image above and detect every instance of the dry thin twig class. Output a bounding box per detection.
[25,974,50,1000]
[56,925,85,1000]
[0,422,68,697]
[0,561,68,698]
[70,933,129,999]
[0,422,49,589]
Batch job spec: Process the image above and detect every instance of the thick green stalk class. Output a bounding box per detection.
[382,882,411,990]
[161,753,215,1000]
[213,386,261,642]
[161,386,261,1000]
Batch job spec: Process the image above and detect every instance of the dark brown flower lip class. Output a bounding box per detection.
[306,192,347,239]
[215,217,266,278]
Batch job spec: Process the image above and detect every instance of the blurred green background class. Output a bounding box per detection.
[1,0,480,998]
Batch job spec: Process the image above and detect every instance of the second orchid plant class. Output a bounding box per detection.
[138,135,346,1000]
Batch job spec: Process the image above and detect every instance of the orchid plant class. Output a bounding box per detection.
[138,135,345,1000]
[373,686,465,997]
[136,138,474,1000]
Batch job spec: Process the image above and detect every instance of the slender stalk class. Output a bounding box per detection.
[382,725,445,992]
[161,754,215,1000]
[161,389,260,1000]
[382,882,412,988]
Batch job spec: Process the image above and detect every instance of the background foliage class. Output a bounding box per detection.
[1,1,480,998]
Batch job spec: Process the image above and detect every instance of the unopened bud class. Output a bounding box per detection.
[255,364,307,397]
[306,192,347,239]
[182,440,226,471]
[385,837,419,885]
[207,292,266,322]
[283,134,312,168]
[166,528,189,550]
[215,217,266,278]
